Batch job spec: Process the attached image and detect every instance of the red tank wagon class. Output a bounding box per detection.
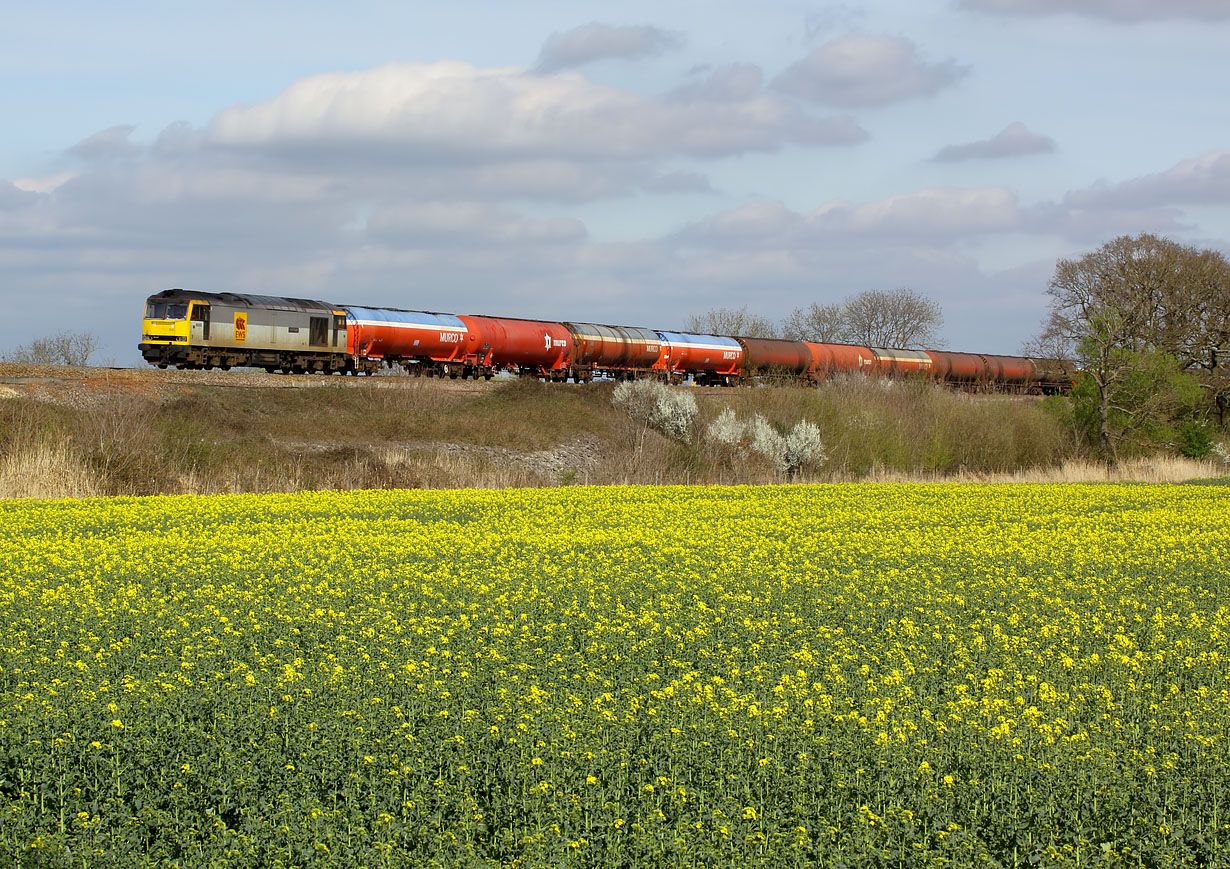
[737,338,816,379]
[981,355,1034,387]
[460,315,573,379]
[924,350,986,385]
[812,343,877,377]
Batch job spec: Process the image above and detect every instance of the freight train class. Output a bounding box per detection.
[139,288,1076,393]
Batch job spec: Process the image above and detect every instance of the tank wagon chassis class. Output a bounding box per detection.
[140,289,1076,393]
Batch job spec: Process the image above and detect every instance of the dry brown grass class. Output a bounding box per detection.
[855,454,1227,484]
[378,448,555,489]
[0,439,102,500]
[0,372,1225,497]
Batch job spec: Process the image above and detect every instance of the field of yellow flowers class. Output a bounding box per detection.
[1,483,1228,866]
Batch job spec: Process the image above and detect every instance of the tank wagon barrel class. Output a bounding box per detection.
[812,343,878,377]
[871,348,932,377]
[736,337,816,380]
[460,315,573,380]
[564,323,663,382]
[345,306,472,377]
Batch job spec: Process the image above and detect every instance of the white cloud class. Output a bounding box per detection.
[931,122,1056,162]
[68,125,141,161]
[821,186,1023,235]
[1021,150,1230,240]
[772,35,968,107]
[11,172,77,194]
[1026,203,1190,242]
[365,201,588,247]
[669,64,764,102]
[958,0,1230,21]
[207,61,866,162]
[804,5,868,39]
[0,180,40,211]
[535,22,683,72]
[681,187,1023,247]
[683,201,806,245]
[1062,150,1230,208]
[640,170,714,195]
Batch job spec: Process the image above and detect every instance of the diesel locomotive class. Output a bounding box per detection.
[139,288,1076,393]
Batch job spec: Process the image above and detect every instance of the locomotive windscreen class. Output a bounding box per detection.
[145,301,188,320]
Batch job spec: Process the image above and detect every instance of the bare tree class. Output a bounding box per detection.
[1020,327,1076,361]
[57,332,100,366]
[1,336,58,365]
[841,289,942,347]
[2,331,101,366]
[1159,245,1230,425]
[781,302,844,342]
[684,305,778,338]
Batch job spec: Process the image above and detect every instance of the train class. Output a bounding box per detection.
[139,288,1077,393]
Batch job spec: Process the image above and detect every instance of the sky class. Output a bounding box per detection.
[3,0,1229,365]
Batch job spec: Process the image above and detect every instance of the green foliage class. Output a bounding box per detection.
[1071,348,1207,460]
[1176,420,1216,458]
[1037,394,1074,430]
[1035,233,1230,442]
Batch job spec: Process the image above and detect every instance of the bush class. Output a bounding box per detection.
[1176,420,1215,458]
[1070,349,1206,463]
[708,410,827,480]
[612,380,698,442]
[2,331,100,366]
[748,415,788,474]
[784,419,826,478]
[706,407,745,447]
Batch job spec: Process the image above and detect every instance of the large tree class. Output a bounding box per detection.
[1035,233,1230,459]
[684,305,778,338]
[840,288,942,348]
[780,302,844,343]
[690,290,943,347]
[1161,245,1230,425]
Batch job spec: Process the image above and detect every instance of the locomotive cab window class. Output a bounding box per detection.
[146,301,189,320]
[310,316,329,347]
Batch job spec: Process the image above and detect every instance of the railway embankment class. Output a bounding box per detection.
[0,364,1224,498]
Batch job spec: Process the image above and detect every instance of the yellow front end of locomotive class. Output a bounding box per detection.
[141,299,194,345]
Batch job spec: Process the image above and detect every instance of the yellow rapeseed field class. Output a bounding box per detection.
[0,484,1227,867]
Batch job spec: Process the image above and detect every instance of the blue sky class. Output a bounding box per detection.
[3,0,1229,364]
